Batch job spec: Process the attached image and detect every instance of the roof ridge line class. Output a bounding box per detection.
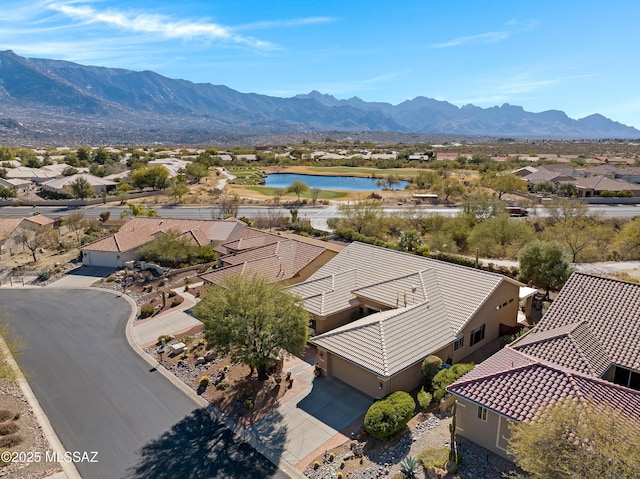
[378,321,389,376]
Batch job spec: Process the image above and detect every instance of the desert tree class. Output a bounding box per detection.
[508,399,640,479]
[192,274,309,380]
[20,228,57,263]
[70,176,93,199]
[518,240,572,297]
[285,180,309,204]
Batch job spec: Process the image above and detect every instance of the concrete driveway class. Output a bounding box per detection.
[0,289,287,479]
[251,371,372,469]
[48,265,115,288]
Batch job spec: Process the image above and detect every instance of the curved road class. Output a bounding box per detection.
[0,289,287,479]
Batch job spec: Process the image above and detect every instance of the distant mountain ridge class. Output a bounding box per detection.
[0,49,638,143]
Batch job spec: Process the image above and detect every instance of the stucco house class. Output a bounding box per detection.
[289,242,524,398]
[81,217,246,268]
[447,273,640,459]
[41,173,117,196]
[0,215,56,257]
[200,228,343,287]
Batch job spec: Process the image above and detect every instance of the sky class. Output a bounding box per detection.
[2,0,640,128]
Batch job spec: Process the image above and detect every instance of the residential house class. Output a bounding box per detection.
[41,174,117,196]
[200,228,343,287]
[447,272,640,459]
[289,242,524,398]
[0,215,56,257]
[7,166,59,184]
[0,177,31,193]
[573,175,640,197]
[0,218,25,256]
[80,217,246,268]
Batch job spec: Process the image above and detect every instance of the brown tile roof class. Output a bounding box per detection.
[82,217,244,253]
[202,239,326,286]
[448,347,640,422]
[574,175,640,191]
[0,218,23,241]
[535,273,640,371]
[213,227,278,255]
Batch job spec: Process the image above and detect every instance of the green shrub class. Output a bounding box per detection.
[432,252,476,268]
[157,335,172,345]
[421,355,442,390]
[139,304,155,318]
[432,363,475,402]
[106,275,116,282]
[0,411,13,422]
[37,269,50,282]
[0,423,18,436]
[198,376,209,387]
[168,290,177,297]
[417,387,433,410]
[417,447,449,468]
[216,381,230,390]
[364,391,415,440]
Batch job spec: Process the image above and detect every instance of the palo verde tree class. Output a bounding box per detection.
[285,180,309,204]
[192,274,309,380]
[508,399,640,479]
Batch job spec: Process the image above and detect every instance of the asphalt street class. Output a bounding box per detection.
[0,289,288,479]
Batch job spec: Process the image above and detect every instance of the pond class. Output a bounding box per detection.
[265,173,409,191]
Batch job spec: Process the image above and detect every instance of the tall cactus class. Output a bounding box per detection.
[162,290,167,308]
[449,402,458,463]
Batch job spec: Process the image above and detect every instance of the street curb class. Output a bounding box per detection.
[0,334,80,479]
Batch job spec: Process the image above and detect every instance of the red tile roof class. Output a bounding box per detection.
[448,348,640,422]
[535,273,640,371]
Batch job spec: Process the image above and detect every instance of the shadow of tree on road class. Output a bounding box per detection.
[127,407,287,479]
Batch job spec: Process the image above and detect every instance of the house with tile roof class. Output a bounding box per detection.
[200,228,342,287]
[81,217,246,268]
[573,175,640,197]
[41,173,117,196]
[289,242,524,398]
[447,272,640,459]
[0,215,56,257]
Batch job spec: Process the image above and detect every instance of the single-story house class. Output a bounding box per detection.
[0,215,56,256]
[573,175,640,197]
[40,173,117,196]
[448,272,640,459]
[200,228,343,287]
[6,166,59,184]
[289,242,524,398]
[0,177,31,193]
[0,218,25,256]
[81,217,246,268]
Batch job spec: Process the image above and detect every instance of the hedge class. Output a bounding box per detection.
[364,391,415,440]
[433,363,475,402]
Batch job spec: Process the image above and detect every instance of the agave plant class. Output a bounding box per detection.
[399,455,421,479]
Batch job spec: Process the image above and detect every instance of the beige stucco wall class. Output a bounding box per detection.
[452,281,520,363]
[455,398,513,460]
[316,308,356,334]
[327,354,384,398]
[82,248,138,267]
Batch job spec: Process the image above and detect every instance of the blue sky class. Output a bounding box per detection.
[3,0,640,128]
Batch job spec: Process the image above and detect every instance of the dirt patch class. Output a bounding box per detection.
[0,373,62,478]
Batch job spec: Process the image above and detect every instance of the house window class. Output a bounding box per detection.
[453,336,464,351]
[470,324,485,346]
[477,406,488,421]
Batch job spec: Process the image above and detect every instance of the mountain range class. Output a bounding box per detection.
[0,49,638,145]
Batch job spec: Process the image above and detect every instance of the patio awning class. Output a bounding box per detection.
[519,286,538,300]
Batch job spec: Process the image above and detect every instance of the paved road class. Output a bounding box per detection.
[0,289,287,479]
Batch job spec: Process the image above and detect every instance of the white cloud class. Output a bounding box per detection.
[233,16,337,31]
[431,31,509,48]
[47,1,275,49]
